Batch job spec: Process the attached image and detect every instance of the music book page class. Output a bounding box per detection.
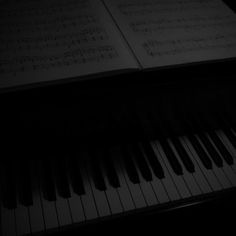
[104,0,236,68]
[0,0,138,89]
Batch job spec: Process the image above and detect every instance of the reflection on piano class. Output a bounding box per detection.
[0,74,236,235]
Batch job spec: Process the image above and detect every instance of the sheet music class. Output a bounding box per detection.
[104,0,236,68]
[0,0,138,89]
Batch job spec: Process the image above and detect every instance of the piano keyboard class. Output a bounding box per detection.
[1,128,236,236]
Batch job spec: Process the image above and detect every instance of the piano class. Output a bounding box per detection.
[1,1,236,236]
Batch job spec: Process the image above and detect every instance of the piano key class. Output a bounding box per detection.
[198,133,223,168]
[66,165,85,224]
[157,140,191,198]
[16,159,33,207]
[196,135,232,189]
[15,204,31,236]
[171,137,195,173]
[151,142,181,201]
[159,139,183,176]
[116,147,147,209]
[130,143,153,182]
[110,147,136,211]
[184,137,222,191]
[41,159,57,202]
[67,157,85,195]
[188,135,213,170]
[79,165,98,220]
[131,143,158,206]
[1,206,16,236]
[121,145,140,184]
[1,161,17,209]
[54,158,71,199]
[51,160,73,227]
[102,149,121,188]
[140,143,170,203]
[88,148,107,191]
[214,132,236,186]
[86,161,111,218]
[168,140,202,196]
[141,141,165,179]
[218,130,236,173]
[38,161,59,231]
[180,137,212,194]
[28,160,45,234]
[208,131,234,165]
[100,161,124,214]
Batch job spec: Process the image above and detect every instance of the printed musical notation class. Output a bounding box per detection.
[105,0,236,68]
[0,0,138,89]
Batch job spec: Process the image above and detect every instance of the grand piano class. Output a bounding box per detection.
[1,1,236,236]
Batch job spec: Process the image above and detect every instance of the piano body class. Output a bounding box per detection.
[1,1,236,235]
[1,58,236,236]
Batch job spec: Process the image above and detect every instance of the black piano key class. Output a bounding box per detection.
[224,128,236,149]
[85,158,111,218]
[28,160,45,234]
[151,142,181,201]
[141,141,165,179]
[38,160,59,231]
[184,137,222,191]
[157,141,191,198]
[130,143,153,182]
[159,139,183,176]
[53,158,71,199]
[196,136,232,189]
[79,162,99,220]
[121,145,140,184]
[16,159,33,207]
[88,148,107,191]
[179,137,212,194]
[67,157,85,195]
[208,131,234,165]
[198,133,223,168]
[110,147,136,212]
[1,161,17,209]
[171,137,195,173]
[101,149,121,188]
[188,135,213,169]
[41,159,57,201]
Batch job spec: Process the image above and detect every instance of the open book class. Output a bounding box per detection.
[1,0,236,90]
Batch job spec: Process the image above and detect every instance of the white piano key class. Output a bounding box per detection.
[111,147,136,212]
[131,147,158,206]
[218,130,236,173]
[66,174,85,224]
[140,144,170,204]
[216,131,236,186]
[86,166,111,218]
[41,199,59,230]
[1,207,16,236]
[115,151,147,209]
[157,140,191,199]
[79,167,98,220]
[51,168,72,227]
[197,135,232,189]
[169,139,202,196]
[180,136,212,194]
[29,161,45,234]
[100,163,124,214]
[184,137,222,191]
[151,141,181,201]
[55,198,72,227]
[15,204,31,236]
